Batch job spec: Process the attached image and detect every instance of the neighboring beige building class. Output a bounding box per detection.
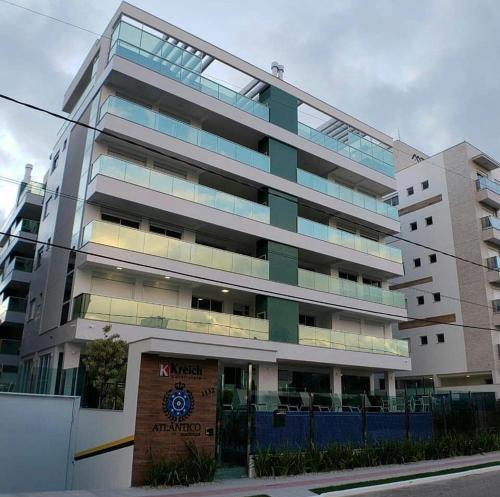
[388,140,500,395]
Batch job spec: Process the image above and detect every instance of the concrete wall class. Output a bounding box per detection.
[0,392,79,493]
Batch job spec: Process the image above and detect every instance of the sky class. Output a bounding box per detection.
[0,0,499,224]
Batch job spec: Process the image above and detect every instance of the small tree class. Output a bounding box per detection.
[82,325,128,409]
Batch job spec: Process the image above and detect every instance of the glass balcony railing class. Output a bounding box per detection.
[109,38,269,120]
[12,218,40,236]
[297,122,394,178]
[1,256,33,281]
[298,325,409,357]
[493,299,500,313]
[481,216,500,231]
[0,297,27,314]
[298,269,405,308]
[487,256,500,270]
[99,96,270,173]
[91,155,270,224]
[297,169,398,220]
[72,293,269,341]
[0,339,20,355]
[17,181,45,205]
[297,217,402,263]
[82,220,269,280]
[476,177,500,196]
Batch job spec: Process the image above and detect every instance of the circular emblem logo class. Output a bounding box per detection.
[163,382,194,421]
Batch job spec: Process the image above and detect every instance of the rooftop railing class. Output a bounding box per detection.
[297,169,398,220]
[91,155,270,224]
[72,293,269,341]
[99,96,270,173]
[82,220,269,280]
[297,217,402,263]
[298,269,405,308]
[298,325,409,357]
[297,122,394,178]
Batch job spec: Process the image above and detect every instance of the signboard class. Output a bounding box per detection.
[132,354,218,485]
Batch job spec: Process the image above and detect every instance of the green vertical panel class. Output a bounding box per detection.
[269,189,297,231]
[259,138,297,182]
[259,86,298,133]
[256,295,298,344]
[257,240,298,285]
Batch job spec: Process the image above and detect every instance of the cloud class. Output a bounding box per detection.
[0,0,498,221]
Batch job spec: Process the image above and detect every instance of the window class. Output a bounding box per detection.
[149,224,182,239]
[407,186,414,196]
[28,298,36,321]
[429,253,437,264]
[414,258,421,268]
[51,152,59,173]
[62,138,67,151]
[379,378,386,390]
[191,297,223,313]
[362,277,382,288]
[437,333,445,343]
[233,303,250,316]
[417,296,425,305]
[385,195,399,207]
[410,221,418,231]
[299,314,316,327]
[101,213,140,229]
[421,180,429,190]
[420,336,428,345]
[54,186,60,199]
[433,292,441,302]
[43,196,51,219]
[46,237,51,252]
[339,271,358,282]
[425,216,433,226]
[35,247,44,269]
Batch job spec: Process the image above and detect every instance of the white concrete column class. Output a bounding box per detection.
[182,230,196,243]
[256,363,278,392]
[62,342,81,370]
[433,374,442,388]
[369,373,376,395]
[385,371,396,397]
[331,367,342,395]
[177,285,193,308]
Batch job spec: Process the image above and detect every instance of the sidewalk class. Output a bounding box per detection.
[4,451,500,497]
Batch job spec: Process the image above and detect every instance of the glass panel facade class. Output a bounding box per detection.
[297,123,394,177]
[297,169,398,220]
[91,155,270,223]
[82,220,269,279]
[72,293,269,341]
[99,96,270,172]
[297,218,402,263]
[109,21,269,121]
[298,325,409,357]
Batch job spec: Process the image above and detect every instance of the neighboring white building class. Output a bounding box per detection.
[17,2,410,399]
[389,140,500,396]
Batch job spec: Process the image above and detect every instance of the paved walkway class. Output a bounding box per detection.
[4,451,500,497]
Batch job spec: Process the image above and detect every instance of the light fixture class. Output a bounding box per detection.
[221,289,229,293]
[197,298,203,301]
[466,375,471,378]
[164,276,170,279]
[116,267,123,270]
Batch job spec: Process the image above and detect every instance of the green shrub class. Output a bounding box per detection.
[146,442,217,487]
[254,432,500,478]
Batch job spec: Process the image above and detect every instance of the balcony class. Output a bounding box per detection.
[298,325,409,357]
[109,21,269,121]
[486,256,500,285]
[297,122,394,178]
[493,299,500,326]
[476,177,500,210]
[297,169,398,220]
[481,216,500,246]
[17,181,45,205]
[297,217,402,263]
[99,96,270,172]
[298,269,405,308]
[0,256,33,293]
[91,155,270,224]
[82,220,269,280]
[0,297,27,325]
[72,293,269,341]
[0,339,20,356]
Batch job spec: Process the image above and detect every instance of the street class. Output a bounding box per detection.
[357,468,500,497]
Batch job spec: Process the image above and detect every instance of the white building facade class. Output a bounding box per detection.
[18,2,410,399]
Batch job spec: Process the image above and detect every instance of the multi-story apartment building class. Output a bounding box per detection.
[389,140,500,396]
[0,165,43,389]
[18,2,410,399]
